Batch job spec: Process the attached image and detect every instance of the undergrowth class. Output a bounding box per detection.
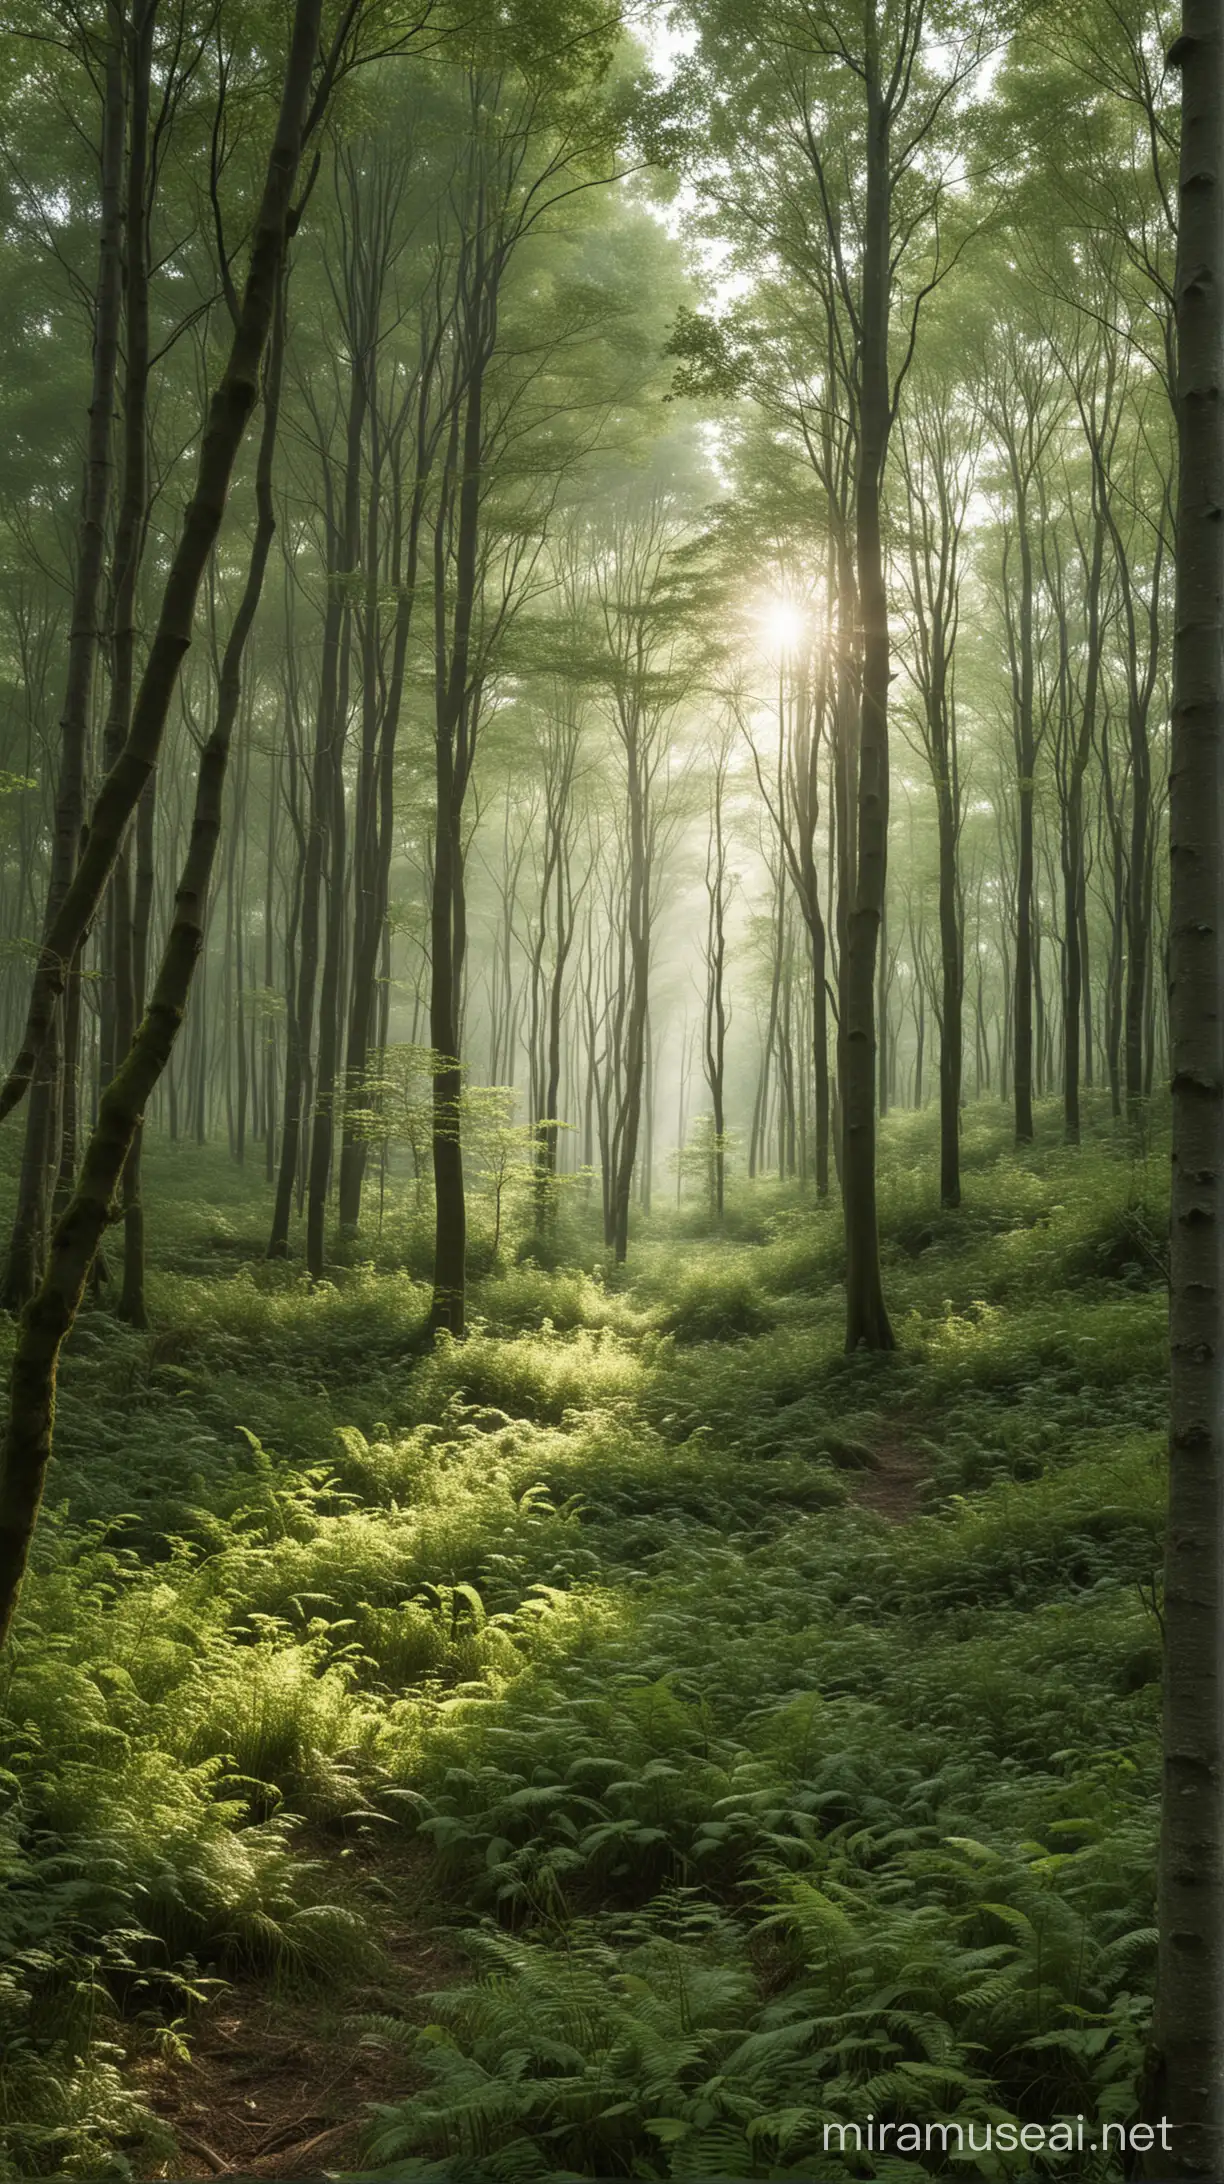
[0,1097,1165,2178]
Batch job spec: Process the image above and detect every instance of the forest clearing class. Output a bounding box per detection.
[0,0,1220,2177]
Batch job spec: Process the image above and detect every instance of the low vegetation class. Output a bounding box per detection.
[0,1099,1163,2179]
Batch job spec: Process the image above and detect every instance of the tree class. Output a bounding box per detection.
[1147,3,1224,2170]
[983,326,1062,1147]
[700,717,734,1217]
[593,473,699,1262]
[896,361,976,1204]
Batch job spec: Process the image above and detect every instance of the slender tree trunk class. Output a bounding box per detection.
[263,752,279,1185]
[810,914,830,1198]
[877,893,890,1119]
[305,606,351,1279]
[611,836,649,1262]
[641,1012,655,1211]
[234,744,250,1166]
[703,753,729,1219]
[1125,720,1153,1125]
[1033,893,1047,1100]
[936,796,962,1204]
[118,776,155,1325]
[1064,778,1088,1145]
[841,68,894,1352]
[1013,498,1037,1145]
[430,301,489,1334]
[430,772,467,1328]
[53,962,82,1218]
[270,628,333,1256]
[305,307,368,1277]
[1101,748,1126,1119]
[1062,395,1109,1141]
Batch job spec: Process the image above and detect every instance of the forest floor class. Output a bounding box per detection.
[0,1098,1167,2182]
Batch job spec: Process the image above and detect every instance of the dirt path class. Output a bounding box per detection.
[851,1425,929,1522]
[137,1844,457,2180]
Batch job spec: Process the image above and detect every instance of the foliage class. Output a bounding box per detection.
[0,1116,1164,2174]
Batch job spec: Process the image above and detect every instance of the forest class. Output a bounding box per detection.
[0,0,1220,2178]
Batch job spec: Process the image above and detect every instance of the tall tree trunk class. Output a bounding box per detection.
[269,622,331,1257]
[306,308,368,1277]
[1012,501,1037,1146]
[1147,9,1224,2167]
[430,312,488,1334]
[841,63,894,1352]
[305,602,351,1279]
[118,777,155,1325]
[610,753,650,1264]
[338,403,428,1234]
[1125,715,1153,1125]
[936,793,962,1203]
[1100,729,1126,1118]
[703,750,729,1219]
[263,747,279,1184]
[877,892,890,1119]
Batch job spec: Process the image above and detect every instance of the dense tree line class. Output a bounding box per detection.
[0,1,1182,1344]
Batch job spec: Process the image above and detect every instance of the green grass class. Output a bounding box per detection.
[0,1100,1166,2178]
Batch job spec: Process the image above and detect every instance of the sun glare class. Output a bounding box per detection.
[759,597,807,655]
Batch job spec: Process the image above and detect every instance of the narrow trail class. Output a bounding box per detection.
[852,1424,930,1521]
[139,1846,457,2180]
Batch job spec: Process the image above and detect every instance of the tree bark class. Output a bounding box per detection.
[1146,6,1224,2170]
[841,56,894,1352]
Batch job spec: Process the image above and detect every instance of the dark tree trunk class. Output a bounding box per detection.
[118,777,155,1326]
[1147,9,1224,2167]
[1125,714,1153,1124]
